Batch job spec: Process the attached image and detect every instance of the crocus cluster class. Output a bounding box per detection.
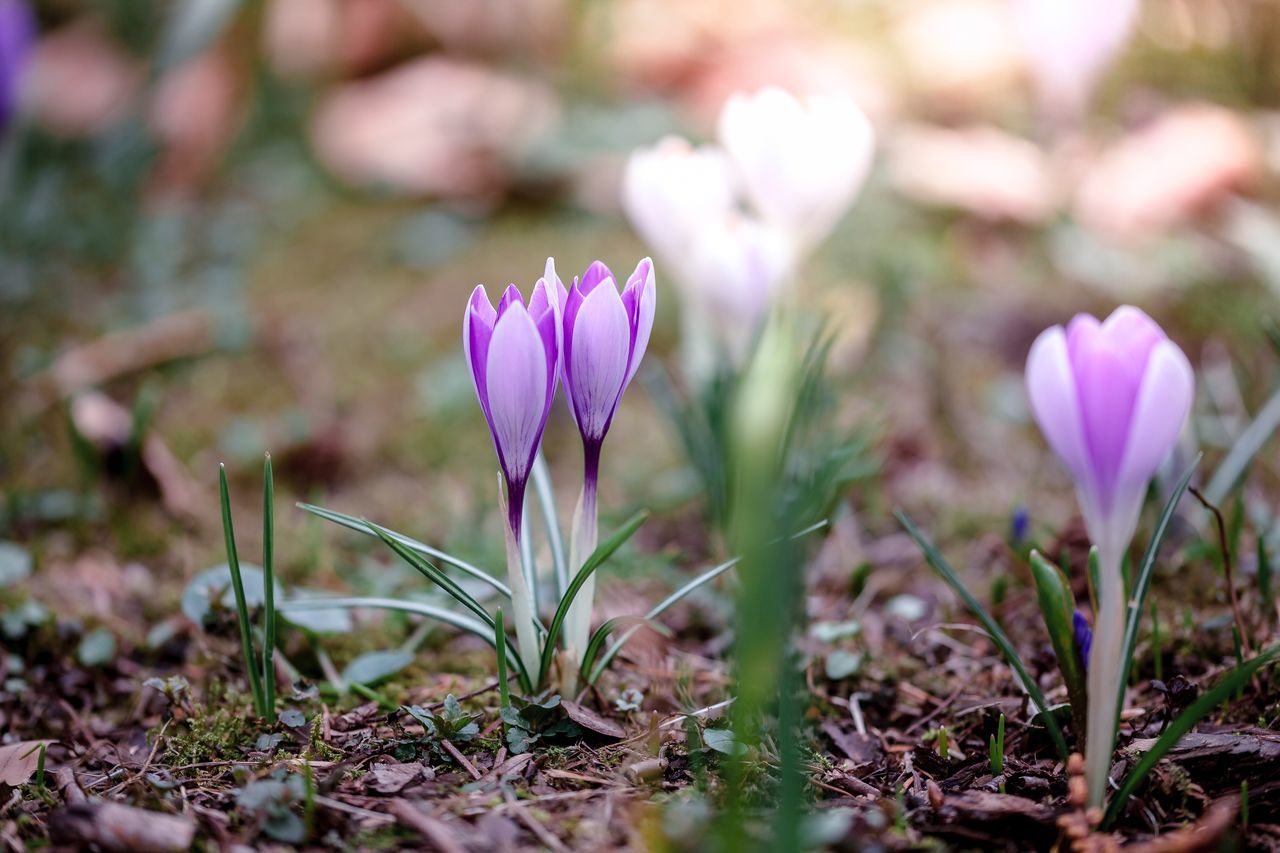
[1025,305,1193,808]
[623,87,872,370]
[0,0,35,130]
[465,257,656,675]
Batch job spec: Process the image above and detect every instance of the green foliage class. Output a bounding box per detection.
[989,713,1005,776]
[1030,551,1087,741]
[237,768,309,844]
[1103,645,1279,827]
[404,695,481,745]
[898,510,1069,761]
[499,694,582,754]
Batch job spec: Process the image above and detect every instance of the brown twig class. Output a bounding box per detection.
[1189,487,1252,657]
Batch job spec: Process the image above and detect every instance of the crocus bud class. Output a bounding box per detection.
[684,213,793,343]
[621,137,737,273]
[0,0,36,129]
[1025,306,1193,556]
[1012,0,1139,120]
[1025,305,1193,809]
[560,258,656,457]
[717,87,874,254]
[463,273,560,536]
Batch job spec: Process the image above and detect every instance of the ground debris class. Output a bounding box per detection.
[48,801,197,852]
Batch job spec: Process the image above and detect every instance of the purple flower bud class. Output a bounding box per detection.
[1073,610,1093,670]
[463,269,560,536]
[1010,506,1030,545]
[1025,306,1193,554]
[0,0,36,129]
[559,257,656,481]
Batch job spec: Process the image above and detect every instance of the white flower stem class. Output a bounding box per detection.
[564,479,598,669]
[1085,540,1125,809]
[499,480,541,682]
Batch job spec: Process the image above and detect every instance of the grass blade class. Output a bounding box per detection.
[298,502,511,599]
[536,510,649,688]
[897,509,1069,761]
[277,595,531,692]
[1103,645,1278,827]
[219,464,265,717]
[1116,457,1199,722]
[1205,387,1280,504]
[262,454,277,724]
[531,453,568,597]
[367,522,495,630]
[580,616,671,682]
[495,608,511,712]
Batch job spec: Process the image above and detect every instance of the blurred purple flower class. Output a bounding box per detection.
[1010,506,1030,545]
[0,0,35,129]
[1073,610,1092,670]
[559,257,656,484]
[463,265,560,536]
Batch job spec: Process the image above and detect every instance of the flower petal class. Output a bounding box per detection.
[464,285,497,427]
[485,304,551,485]
[621,257,657,388]
[1026,325,1092,493]
[566,281,631,440]
[1115,339,1194,497]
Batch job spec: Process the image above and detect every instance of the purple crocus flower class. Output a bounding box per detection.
[0,0,35,129]
[558,257,656,666]
[1025,305,1193,808]
[560,257,657,487]
[463,265,561,538]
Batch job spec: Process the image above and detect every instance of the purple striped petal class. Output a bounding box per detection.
[463,285,498,435]
[485,304,551,486]
[564,281,631,441]
[621,258,657,389]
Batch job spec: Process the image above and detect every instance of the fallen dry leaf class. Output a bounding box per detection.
[0,740,55,786]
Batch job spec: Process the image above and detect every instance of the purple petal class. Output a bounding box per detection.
[497,283,523,317]
[1075,338,1143,509]
[1099,305,1165,367]
[1026,326,1092,493]
[485,304,552,486]
[565,282,631,441]
[621,257,656,389]
[0,0,35,128]
[579,261,615,295]
[1115,339,1193,496]
[1073,610,1093,669]
[464,285,498,430]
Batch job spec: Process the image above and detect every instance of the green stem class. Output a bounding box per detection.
[219,464,265,716]
[262,454,277,724]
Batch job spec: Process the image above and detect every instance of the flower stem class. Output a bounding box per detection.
[565,441,601,669]
[500,479,541,684]
[1085,542,1124,809]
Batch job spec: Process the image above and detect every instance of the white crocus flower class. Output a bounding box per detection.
[717,87,875,255]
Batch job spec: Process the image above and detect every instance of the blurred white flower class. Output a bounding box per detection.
[717,86,874,253]
[685,213,794,332]
[621,136,737,269]
[1011,0,1139,118]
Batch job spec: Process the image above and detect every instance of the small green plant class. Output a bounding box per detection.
[988,713,1005,776]
[403,695,481,745]
[236,767,309,844]
[217,455,278,724]
[499,694,582,754]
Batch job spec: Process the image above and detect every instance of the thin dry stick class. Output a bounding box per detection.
[503,788,571,853]
[1189,487,1252,657]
